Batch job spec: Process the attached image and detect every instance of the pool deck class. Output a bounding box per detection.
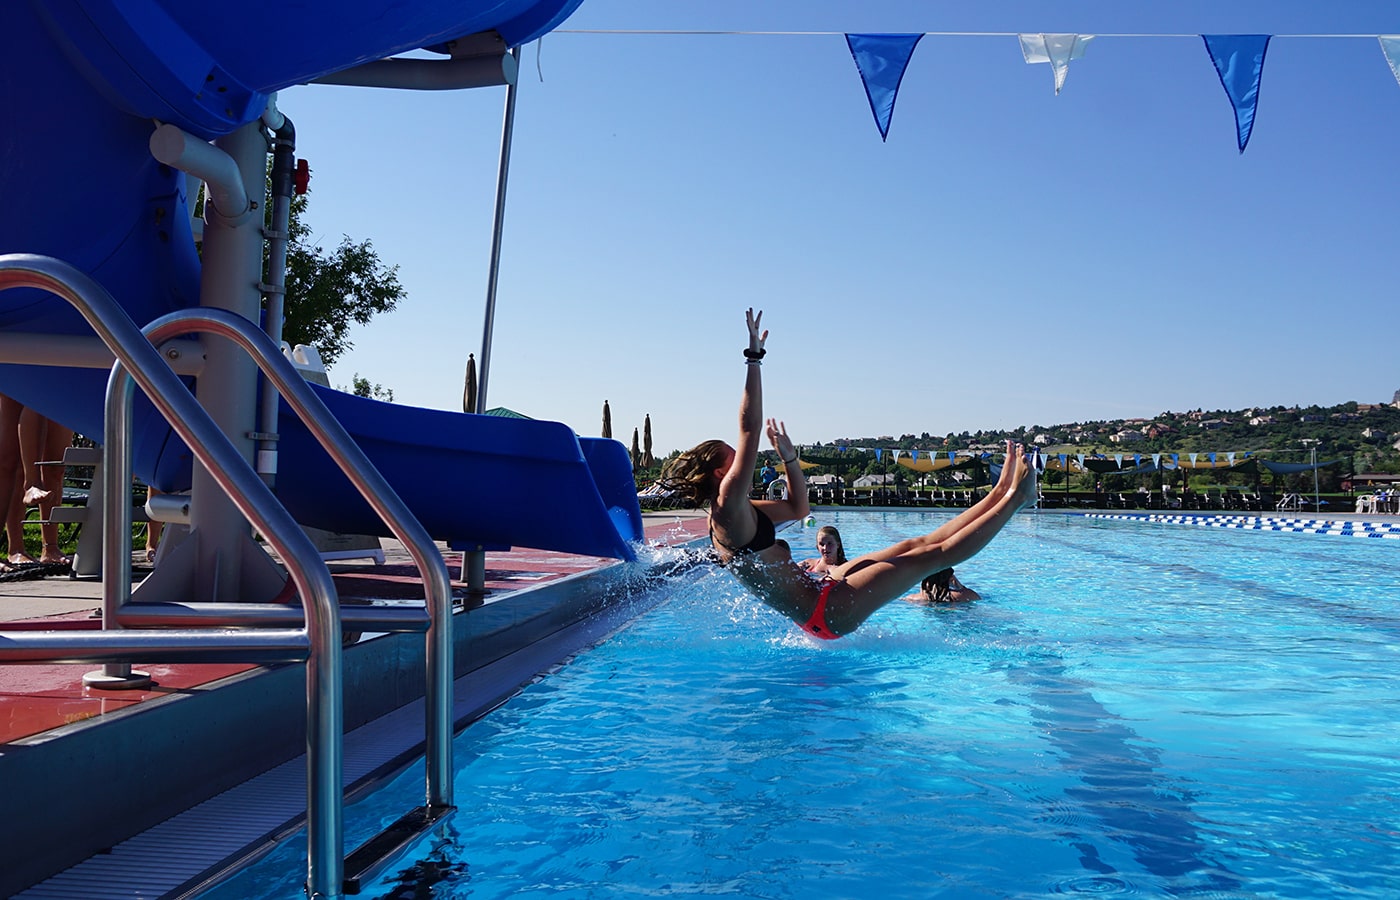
[0,510,711,741]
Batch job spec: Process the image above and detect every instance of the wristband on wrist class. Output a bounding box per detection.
[781,454,798,465]
[745,358,762,366]
[743,348,766,360]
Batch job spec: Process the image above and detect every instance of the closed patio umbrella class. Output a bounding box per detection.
[462,353,477,414]
[630,427,642,468]
[643,414,654,467]
[602,400,612,439]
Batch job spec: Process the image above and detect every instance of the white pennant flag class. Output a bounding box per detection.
[1227,452,1236,466]
[1381,36,1400,87]
[1019,33,1095,95]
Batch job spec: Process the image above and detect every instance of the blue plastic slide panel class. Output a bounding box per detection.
[273,386,640,561]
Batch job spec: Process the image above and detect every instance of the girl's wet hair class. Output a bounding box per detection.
[658,440,731,506]
[921,568,954,603]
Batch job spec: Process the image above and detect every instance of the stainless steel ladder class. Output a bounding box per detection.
[0,254,455,899]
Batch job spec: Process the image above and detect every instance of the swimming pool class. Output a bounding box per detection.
[204,510,1400,898]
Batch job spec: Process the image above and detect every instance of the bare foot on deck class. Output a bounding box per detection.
[8,552,38,566]
[39,553,71,565]
[22,485,51,506]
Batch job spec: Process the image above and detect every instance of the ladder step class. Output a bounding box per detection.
[342,804,456,894]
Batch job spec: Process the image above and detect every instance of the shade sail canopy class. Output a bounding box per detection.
[896,454,987,473]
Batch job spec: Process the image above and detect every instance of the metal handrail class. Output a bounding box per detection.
[0,254,344,898]
[124,306,455,812]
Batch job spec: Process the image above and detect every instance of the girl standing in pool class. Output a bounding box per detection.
[799,525,847,579]
[660,309,1036,639]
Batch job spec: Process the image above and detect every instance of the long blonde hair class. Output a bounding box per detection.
[658,440,730,506]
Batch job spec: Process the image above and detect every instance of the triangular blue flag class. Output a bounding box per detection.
[845,33,924,142]
[1203,35,1271,153]
[875,448,884,461]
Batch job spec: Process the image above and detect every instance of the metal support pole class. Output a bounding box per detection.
[475,45,519,413]
[82,365,151,690]
[466,45,521,596]
[1299,439,1320,513]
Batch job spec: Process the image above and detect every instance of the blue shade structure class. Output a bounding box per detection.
[845,33,925,141]
[1202,34,1272,153]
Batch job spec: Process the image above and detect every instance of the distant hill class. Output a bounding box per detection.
[815,400,1400,477]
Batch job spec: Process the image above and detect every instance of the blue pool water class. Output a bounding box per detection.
[206,511,1400,898]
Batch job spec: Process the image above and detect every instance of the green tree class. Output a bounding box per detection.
[347,374,394,402]
[279,182,405,367]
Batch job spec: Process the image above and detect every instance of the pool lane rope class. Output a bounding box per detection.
[1081,513,1400,539]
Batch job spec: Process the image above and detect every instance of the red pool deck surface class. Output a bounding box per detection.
[0,511,710,745]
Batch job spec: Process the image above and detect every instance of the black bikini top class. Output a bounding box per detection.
[710,505,777,558]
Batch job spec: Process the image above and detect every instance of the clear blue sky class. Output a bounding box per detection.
[279,1,1400,456]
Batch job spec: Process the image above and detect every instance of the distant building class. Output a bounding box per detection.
[1249,415,1274,426]
[1110,430,1145,443]
[1033,433,1053,445]
[1299,414,1324,423]
[1198,419,1228,430]
[1363,427,1388,443]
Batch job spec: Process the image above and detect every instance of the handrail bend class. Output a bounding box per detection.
[130,306,455,811]
[0,254,345,899]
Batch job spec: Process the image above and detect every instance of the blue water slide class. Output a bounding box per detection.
[2,0,645,561]
[271,390,643,561]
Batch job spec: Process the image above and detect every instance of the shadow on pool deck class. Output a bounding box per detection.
[0,510,710,898]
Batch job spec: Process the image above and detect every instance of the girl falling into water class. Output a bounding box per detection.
[660,309,1035,639]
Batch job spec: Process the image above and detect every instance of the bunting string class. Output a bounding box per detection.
[560,30,1386,39]
[555,28,1400,146]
